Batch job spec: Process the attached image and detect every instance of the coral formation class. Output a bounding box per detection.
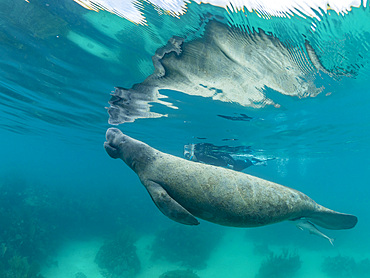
[356,258,370,276]
[0,174,144,278]
[0,176,54,277]
[151,224,223,269]
[75,272,88,278]
[95,228,141,278]
[255,249,301,278]
[321,255,356,277]
[159,269,200,278]
[0,255,44,278]
[321,255,370,278]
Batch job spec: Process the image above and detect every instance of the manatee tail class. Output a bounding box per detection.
[307,207,358,230]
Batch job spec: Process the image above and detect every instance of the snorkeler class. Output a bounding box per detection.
[184,143,270,171]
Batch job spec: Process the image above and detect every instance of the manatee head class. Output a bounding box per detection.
[104,128,155,173]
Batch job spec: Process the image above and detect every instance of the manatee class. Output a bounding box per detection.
[104,128,357,230]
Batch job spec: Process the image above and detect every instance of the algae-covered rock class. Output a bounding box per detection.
[159,269,200,278]
[151,225,223,269]
[0,255,44,278]
[356,258,370,277]
[321,255,356,277]
[75,272,88,278]
[255,249,301,278]
[95,228,141,278]
[321,255,370,278]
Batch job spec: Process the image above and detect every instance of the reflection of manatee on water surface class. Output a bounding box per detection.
[104,128,358,233]
[107,20,327,125]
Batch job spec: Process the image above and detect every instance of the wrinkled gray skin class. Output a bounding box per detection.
[104,128,357,230]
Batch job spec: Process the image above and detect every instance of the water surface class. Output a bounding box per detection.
[0,1,369,277]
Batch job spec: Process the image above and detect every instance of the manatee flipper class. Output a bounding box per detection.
[307,209,358,230]
[143,180,200,225]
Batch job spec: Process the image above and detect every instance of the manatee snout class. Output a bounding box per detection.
[104,128,126,159]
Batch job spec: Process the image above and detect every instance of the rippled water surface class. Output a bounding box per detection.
[0,1,369,278]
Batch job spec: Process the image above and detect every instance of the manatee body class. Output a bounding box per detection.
[104,128,357,230]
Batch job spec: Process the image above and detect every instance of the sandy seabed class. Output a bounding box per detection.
[41,230,359,278]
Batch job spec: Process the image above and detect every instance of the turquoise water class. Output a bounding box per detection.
[0,1,370,277]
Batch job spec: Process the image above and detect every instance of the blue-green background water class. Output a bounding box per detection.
[1,1,370,277]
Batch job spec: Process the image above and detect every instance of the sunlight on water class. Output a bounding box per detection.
[73,0,367,24]
[0,1,369,278]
